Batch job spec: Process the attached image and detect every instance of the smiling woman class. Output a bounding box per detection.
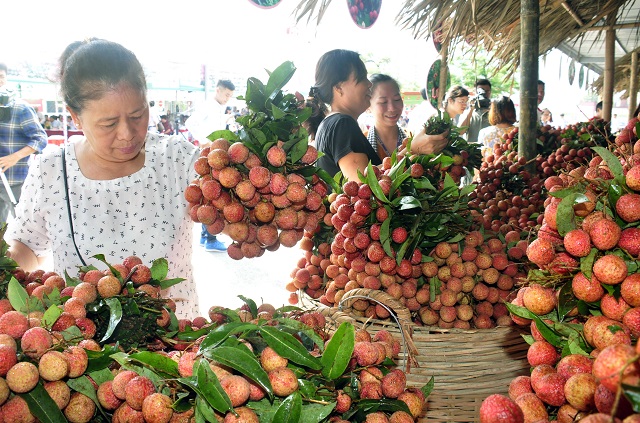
[5,38,202,319]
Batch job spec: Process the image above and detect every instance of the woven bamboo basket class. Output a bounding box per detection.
[313,288,531,423]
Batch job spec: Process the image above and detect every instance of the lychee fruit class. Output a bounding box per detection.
[20,326,53,359]
[38,350,69,381]
[142,392,174,423]
[0,310,28,339]
[266,145,286,167]
[268,367,299,397]
[526,238,555,267]
[220,375,251,407]
[44,380,71,410]
[592,254,628,285]
[479,394,524,423]
[563,229,592,257]
[6,361,40,393]
[615,193,640,222]
[64,392,96,423]
[589,218,621,250]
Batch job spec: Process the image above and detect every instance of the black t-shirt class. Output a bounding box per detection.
[315,113,381,177]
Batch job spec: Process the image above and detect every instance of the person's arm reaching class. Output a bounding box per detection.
[7,240,46,272]
[338,152,371,182]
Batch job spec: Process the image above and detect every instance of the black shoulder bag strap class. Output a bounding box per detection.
[61,148,87,266]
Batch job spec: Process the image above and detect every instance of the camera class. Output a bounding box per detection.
[0,89,13,123]
[473,87,491,109]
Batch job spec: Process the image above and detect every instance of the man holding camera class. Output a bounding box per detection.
[0,63,48,224]
[467,78,492,145]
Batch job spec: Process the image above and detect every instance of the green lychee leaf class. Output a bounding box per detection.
[7,276,28,313]
[366,162,389,203]
[157,277,185,290]
[207,129,238,143]
[260,325,322,370]
[129,351,179,378]
[199,322,260,353]
[19,382,67,423]
[42,304,62,329]
[622,383,640,413]
[421,376,435,399]
[504,302,563,348]
[176,325,213,342]
[272,317,325,353]
[320,321,355,380]
[195,396,220,423]
[592,146,624,181]
[88,368,114,386]
[90,254,123,281]
[150,257,169,282]
[556,192,581,236]
[265,61,296,101]
[557,281,578,322]
[239,295,258,318]
[192,358,233,415]
[100,297,123,342]
[273,391,302,423]
[380,216,393,258]
[580,248,598,279]
[205,345,273,400]
[66,376,106,419]
[289,137,310,164]
[60,325,83,343]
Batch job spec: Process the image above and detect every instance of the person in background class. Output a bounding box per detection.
[0,83,48,224]
[306,49,380,181]
[160,114,174,135]
[595,101,603,118]
[406,87,437,136]
[366,74,406,161]
[537,80,546,123]
[478,96,517,158]
[540,108,553,126]
[442,85,473,130]
[186,79,236,252]
[467,78,492,144]
[43,114,51,130]
[5,39,200,318]
[50,115,63,129]
[148,100,162,133]
[0,63,6,88]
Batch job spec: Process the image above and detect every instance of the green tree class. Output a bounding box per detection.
[448,47,519,96]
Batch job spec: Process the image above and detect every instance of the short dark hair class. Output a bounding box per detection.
[538,80,545,87]
[475,78,491,88]
[217,80,235,91]
[420,87,427,100]
[58,39,147,115]
[596,101,603,111]
[160,114,168,119]
[305,49,368,139]
[0,63,7,73]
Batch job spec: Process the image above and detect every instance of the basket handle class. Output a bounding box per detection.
[338,288,419,372]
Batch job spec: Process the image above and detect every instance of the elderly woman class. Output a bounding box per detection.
[6,39,200,318]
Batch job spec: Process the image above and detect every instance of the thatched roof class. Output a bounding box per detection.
[294,0,640,89]
[592,47,640,97]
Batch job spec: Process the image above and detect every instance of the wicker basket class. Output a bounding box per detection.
[315,288,531,423]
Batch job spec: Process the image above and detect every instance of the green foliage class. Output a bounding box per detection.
[449,47,520,94]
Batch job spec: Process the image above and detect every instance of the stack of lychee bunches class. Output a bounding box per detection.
[185,137,328,259]
[287,156,529,329]
[469,119,611,236]
[0,261,430,423]
[478,142,640,422]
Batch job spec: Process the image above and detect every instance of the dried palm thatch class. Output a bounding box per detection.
[294,0,629,79]
[592,48,640,97]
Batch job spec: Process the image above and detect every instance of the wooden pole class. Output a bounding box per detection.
[602,9,618,122]
[519,0,539,161]
[629,51,638,120]
[438,38,449,109]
